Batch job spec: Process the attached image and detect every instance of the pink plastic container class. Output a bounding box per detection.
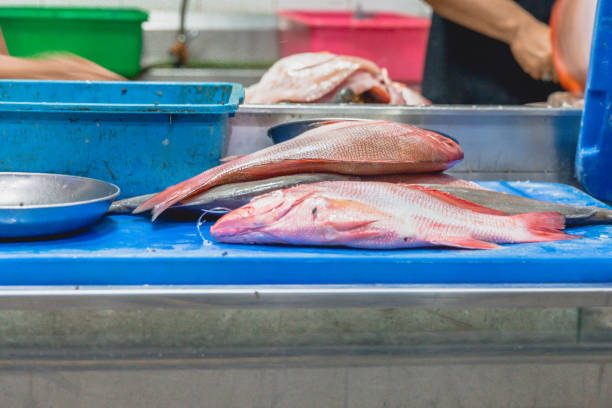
[277,10,431,84]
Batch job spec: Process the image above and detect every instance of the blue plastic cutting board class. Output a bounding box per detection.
[1,181,611,285]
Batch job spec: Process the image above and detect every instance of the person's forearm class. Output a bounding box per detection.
[424,0,539,44]
[0,55,44,78]
[0,54,125,80]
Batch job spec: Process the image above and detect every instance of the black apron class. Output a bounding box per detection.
[421,0,562,105]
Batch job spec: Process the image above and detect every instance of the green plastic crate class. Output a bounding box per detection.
[0,7,148,78]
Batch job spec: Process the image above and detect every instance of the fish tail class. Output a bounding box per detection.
[512,212,581,242]
[133,169,222,220]
[108,202,133,215]
[109,194,155,214]
[594,208,612,222]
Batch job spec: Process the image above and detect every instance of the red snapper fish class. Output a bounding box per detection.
[245,52,430,105]
[134,120,463,220]
[211,181,580,249]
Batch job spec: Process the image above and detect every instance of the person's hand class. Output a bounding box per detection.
[0,53,125,80]
[29,55,126,81]
[509,18,558,82]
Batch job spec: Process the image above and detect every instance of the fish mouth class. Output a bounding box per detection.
[433,137,464,165]
[444,158,464,170]
[210,207,269,239]
[210,222,261,239]
[441,149,464,164]
[210,204,273,237]
[413,128,463,164]
[435,135,463,163]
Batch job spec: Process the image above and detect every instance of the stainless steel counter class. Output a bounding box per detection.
[0,299,610,407]
[229,105,583,184]
[140,67,266,86]
[2,103,607,408]
[0,284,610,310]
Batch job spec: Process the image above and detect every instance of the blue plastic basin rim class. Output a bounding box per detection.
[0,102,241,114]
[0,80,244,114]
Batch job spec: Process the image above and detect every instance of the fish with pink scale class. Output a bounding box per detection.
[134,120,464,220]
[211,182,580,250]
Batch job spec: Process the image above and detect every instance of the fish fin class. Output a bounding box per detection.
[133,177,210,220]
[133,192,166,217]
[322,198,382,231]
[219,155,245,163]
[109,194,155,214]
[428,236,501,250]
[133,161,235,219]
[511,212,582,241]
[403,184,509,216]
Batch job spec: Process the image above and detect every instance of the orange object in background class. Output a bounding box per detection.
[550,0,598,94]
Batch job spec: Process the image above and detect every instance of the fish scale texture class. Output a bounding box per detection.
[211,182,577,249]
[245,53,380,103]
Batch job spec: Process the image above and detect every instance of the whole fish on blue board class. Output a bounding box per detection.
[210,181,580,249]
[133,120,464,220]
[111,173,612,225]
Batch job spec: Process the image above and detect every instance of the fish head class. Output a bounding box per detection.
[211,186,391,246]
[210,187,318,240]
[426,131,464,165]
[399,126,464,167]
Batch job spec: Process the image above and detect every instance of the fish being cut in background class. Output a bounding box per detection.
[245,52,430,105]
[134,120,463,220]
[211,181,580,249]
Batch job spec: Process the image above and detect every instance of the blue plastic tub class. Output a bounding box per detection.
[0,80,243,197]
[575,0,612,202]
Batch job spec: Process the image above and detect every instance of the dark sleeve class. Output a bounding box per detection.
[421,0,562,105]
